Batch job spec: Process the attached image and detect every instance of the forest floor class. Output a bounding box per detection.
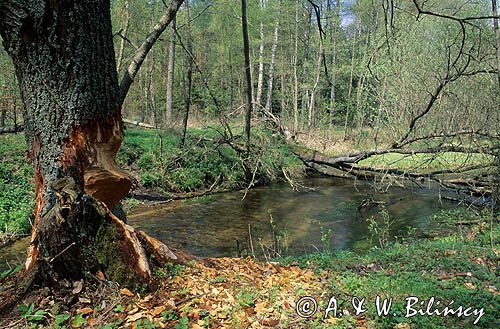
[0,208,497,328]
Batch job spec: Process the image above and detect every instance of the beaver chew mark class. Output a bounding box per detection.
[85,167,131,209]
[61,112,132,209]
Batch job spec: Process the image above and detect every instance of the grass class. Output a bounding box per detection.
[359,152,494,173]
[296,124,494,175]
[0,134,33,237]
[278,208,499,328]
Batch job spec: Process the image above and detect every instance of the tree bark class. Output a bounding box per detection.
[0,0,182,302]
[165,17,176,127]
[116,0,130,74]
[180,0,193,147]
[329,0,340,127]
[492,0,500,88]
[344,21,357,140]
[293,1,299,133]
[308,36,323,131]
[256,21,265,107]
[241,0,253,152]
[264,4,280,113]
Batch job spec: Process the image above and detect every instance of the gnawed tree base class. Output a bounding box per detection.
[0,177,187,315]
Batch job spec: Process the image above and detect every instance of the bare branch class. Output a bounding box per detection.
[118,0,184,106]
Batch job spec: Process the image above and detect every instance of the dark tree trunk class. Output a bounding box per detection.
[0,0,180,299]
[180,0,193,148]
[0,109,5,127]
[241,0,253,152]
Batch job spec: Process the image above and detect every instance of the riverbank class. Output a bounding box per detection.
[0,126,305,241]
[0,207,497,328]
[1,124,495,246]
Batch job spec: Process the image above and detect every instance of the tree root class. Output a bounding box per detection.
[0,177,192,316]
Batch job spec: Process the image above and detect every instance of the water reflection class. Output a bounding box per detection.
[0,178,454,271]
[128,177,453,257]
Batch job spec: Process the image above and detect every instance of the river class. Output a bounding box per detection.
[0,177,454,271]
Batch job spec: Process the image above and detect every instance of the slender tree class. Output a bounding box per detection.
[255,1,265,108]
[264,1,281,113]
[116,0,130,74]
[293,1,300,132]
[165,17,177,127]
[180,0,193,147]
[492,0,500,88]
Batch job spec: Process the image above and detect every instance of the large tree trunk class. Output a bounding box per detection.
[0,0,181,297]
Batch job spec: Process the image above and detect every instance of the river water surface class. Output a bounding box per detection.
[0,177,454,270]
[128,177,453,257]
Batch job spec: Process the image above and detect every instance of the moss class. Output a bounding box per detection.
[94,223,136,286]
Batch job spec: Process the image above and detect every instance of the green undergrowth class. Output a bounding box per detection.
[118,126,304,194]
[279,208,499,328]
[0,134,33,237]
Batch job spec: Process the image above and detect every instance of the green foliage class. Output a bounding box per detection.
[174,316,189,329]
[18,303,47,323]
[320,224,333,251]
[281,209,499,328]
[119,127,304,193]
[162,309,178,321]
[114,304,125,313]
[53,313,71,328]
[366,206,393,248]
[71,313,87,328]
[0,262,22,280]
[0,134,33,236]
[236,289,259,307]
[134,318,159,329]
[154,263,184,278]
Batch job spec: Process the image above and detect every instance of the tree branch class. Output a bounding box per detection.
[118,0,184,106]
